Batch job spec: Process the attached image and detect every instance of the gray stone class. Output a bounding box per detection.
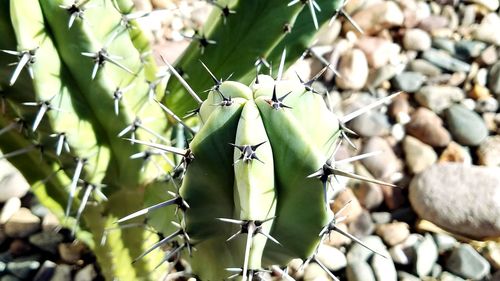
[0,275,21,281]
[409,163,500,239]
[347,236,386,263]
[0,161,30,202]
[29,232,63,254]
[489,61,500,97]
[4,208,41,238]
[7,260,40,279]
[408,59,442,77]
[433,233,457,254]
[343,94,391,137]
[446,244,490,280]
[415,86,464,114]
[392,72,426,93]
[431,263,443,278]
[346,261,376,281]
[413,233,438,277]
[49,264,72,281]
[445,104,489,146]
[348,210,375,239]
[493,270,500,281]
[422,49,471,73]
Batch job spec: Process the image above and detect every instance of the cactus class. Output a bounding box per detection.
[0,0,400,280]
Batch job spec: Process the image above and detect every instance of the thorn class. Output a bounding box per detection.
[155,99,196,135]
[230,141,266,164]
[183,31,216,54]
[125,138,194,167]
[206,0,236,23]
[296,65,329,94]
[81,48,134,79]
[276,49,286,81]
[133,229,182,263]
[340,9,364,34]
[50,132,70,156]
[0,145,36,160]
[288,0,320,29]
[116,196,188,224]
[160,56,202,104]
[1,48,38,86]
[342,92,402,123]
[60,1,87,28]
[199,60,222,91]
[266,86,292,110]
[23,98,59,132]
[66,158,87,217]
[72,183,94,235]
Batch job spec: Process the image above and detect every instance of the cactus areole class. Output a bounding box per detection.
[171,74,340,280]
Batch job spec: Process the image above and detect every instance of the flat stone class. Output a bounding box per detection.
[405,107,451,147]
[415,85,464,114]
[346,261,376,281]
[445,104,489,146]
[432,38,456,54]
[422,49,471,73]
[0,161,30,203]
[4,208,40,238]
[446,244,490,280]
[361,137,401,181]
[472,13,500,45]
[413,233,438,277]
[409,163,500,239]
[455,40,487,59]
[371,251,397,281]
[392,72,426,93]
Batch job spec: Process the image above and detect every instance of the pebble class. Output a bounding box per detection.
[324,222,352,247]
[455,40,487,59]
[403,28,431,51]
[489,61,500,97]
[439,141,472,164]
[389,245,412,265]
[468,0,500,10]
[29,232,63,254]
[346,261,376,281]
[316,244,347,271]
[9,239,31,257]
[335,49,369,90]
[371,252,397,281]
[75,264,97,281]
[0,198,21,224]
[388,93,411,124]
[49,264,72,281]
[0,276,21,281]
[41,212,59,233]
[403,136,437,174]
[408,59,442,76]
[366,65,398,88]
[477,135,500,167]
[409,163,500,239]
[352,181,384,211]
[332,188,363,224]
[33,260,56,281]
[356,37,400,68]
[480,45,498,65]
[347,236,386,263]
[361,137,402,180]
[484,242,500,270]
[432,38,456,54]
[0,161,30,202]
[349,1,404,35]
[405,107,451,147]
[476,96,499,112]
[445,104,489,146]
[303,262,329,281]
[348,210,375,239]
[343,94,391,137]
[7,260,40,279]
[472,13,500,45]
[375,222,410,246]
[4,208,41,238]
[413,233,438,277]
[371,212,391,224]
[58,242,86,264]
[397,271,420,281]
[445,244,491,280]
[440,271,466,281]
[433,233,458,254]
[422,49,471,73]
[392,71,426,93]
[418,16,449,33]
[471,84,492,100]
[415,85,464,114]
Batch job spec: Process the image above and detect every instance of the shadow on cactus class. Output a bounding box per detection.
[0,0,401,280]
